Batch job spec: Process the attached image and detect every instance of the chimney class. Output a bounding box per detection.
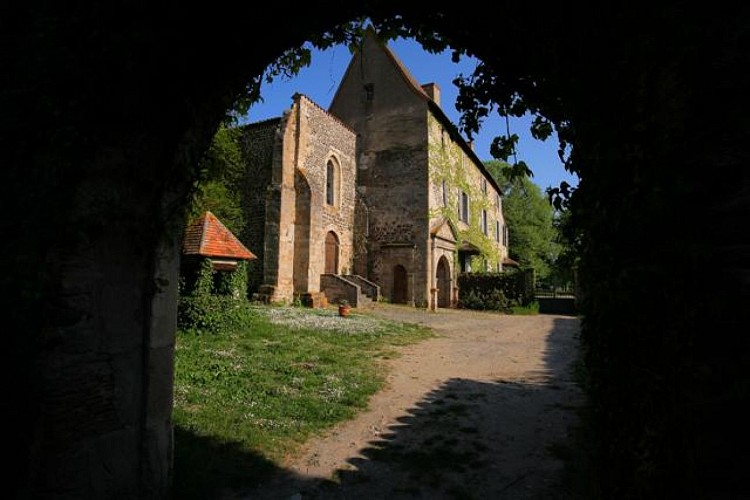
[421,82,441,107]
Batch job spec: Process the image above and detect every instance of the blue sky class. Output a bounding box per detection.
[242,38,578,192]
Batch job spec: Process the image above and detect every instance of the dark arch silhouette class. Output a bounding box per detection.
[436,256,451,308]
[5,5,747,499]
[392,264,408,304]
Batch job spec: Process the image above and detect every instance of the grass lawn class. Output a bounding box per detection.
[172,304,432,498]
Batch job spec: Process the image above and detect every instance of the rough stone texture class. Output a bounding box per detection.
[239,119,279,294]
[320,274,362,306]
[427,113,508,269]
[243,96,356,303]
[329,31,506,307]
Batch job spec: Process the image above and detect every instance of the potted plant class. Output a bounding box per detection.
[338,299,351,317]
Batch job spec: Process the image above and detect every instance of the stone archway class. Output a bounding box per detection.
[8,6,746,499]
[436,256,451,308]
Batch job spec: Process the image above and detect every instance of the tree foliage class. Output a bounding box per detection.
[189,125,245,234]
[485,160,559,280]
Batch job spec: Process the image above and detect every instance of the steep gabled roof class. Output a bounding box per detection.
[332,28,504,197]
[182,211,256,260]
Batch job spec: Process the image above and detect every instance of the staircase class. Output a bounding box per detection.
[320,274,380,308]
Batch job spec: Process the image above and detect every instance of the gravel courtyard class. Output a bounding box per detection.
[237,304,584,499]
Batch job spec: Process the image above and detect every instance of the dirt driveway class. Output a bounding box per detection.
[244,304,584,499]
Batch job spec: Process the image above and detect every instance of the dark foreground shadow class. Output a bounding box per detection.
[175,317,586,499]
[173,426,280,499]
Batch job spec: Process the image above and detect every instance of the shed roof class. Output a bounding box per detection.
[182,211,256,260]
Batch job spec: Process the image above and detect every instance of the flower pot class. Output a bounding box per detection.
[338,305,350,317]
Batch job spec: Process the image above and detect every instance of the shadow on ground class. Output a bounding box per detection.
[175,317,587,499]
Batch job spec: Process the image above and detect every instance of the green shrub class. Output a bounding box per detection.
[178,258,253,334]
[457,271,534,307]
[177,295,257,335]
[459,288,512,312]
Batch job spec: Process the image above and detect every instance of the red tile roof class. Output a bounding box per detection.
[182,211,256,260]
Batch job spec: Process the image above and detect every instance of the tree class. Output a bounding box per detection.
[485,160,559,280]
[189,125,245,234]
[548,207,578,290]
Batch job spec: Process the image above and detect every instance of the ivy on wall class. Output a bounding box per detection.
[427,115,501,270]
[178,259,252,334]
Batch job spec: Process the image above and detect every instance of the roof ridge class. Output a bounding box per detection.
[293,93,357,135]
[361,32,505,197]
[242,116,282,128]
[199,211,210,252]
[183,211,256,260]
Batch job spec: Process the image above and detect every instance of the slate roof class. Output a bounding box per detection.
[182,211,256,260]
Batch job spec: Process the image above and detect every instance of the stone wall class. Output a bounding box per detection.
[293,96,356,292]
[244,96,356,304]
[329,31,431,307]
[239,119,279,294]
[427,113,507,272]
[363,148,430,305]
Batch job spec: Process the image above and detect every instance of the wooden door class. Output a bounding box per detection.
[325,231,339,274]
[392,265,407,304]
[436,257,451,308]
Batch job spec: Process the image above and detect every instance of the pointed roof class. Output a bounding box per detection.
[502,256,520,267]
[182,211,256,260]
[430,217,460,243]
[331,27,504,198]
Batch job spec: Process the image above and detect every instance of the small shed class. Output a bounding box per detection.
[182,211,256,270]
[181,211,257,298]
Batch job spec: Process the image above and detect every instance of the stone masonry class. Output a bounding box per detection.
[243,29,507,308]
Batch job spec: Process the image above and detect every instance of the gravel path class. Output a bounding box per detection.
[239,304,584,499]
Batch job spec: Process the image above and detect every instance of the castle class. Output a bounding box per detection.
[241,31,509,308]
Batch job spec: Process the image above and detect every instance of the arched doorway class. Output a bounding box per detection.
[325,231,339,274]
[436,256,451,308]
[392,264,408,304]
[17,7,744,499]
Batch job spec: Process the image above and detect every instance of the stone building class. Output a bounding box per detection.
[242,94,360,306]
[243,30,508,308]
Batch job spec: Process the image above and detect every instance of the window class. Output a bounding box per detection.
[482,179,488,195]
[503,224,509,246]
[495,220,500,242]
[364,83,374,101]
[481,210,488,235]
[326,160,335,205]
[460,191,469,223]
[496,193,501,213]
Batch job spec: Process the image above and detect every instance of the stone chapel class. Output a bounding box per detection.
[242,30,509,309]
